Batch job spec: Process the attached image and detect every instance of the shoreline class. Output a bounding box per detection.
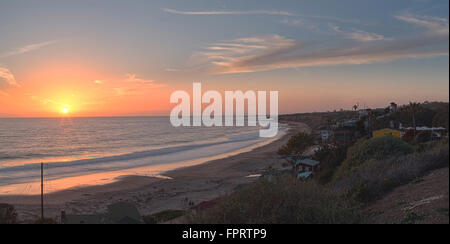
[0,127,287,195]
[0,126,286,196]
[0,122,309,223]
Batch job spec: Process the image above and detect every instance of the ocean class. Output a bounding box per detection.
[0,117,285,195]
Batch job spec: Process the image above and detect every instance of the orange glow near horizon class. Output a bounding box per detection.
[1,60,448,118]
[0,62,173,117]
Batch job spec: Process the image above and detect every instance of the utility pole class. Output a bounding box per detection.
[41,162,44,220]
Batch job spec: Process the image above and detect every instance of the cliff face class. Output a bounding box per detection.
[365,167,449,224]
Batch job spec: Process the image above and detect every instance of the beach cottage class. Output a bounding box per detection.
[295,158,320,179]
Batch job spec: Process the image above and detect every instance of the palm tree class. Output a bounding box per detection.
[352,104,359,119]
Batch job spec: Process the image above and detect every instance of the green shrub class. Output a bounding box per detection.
[401,212,424,224]
[143,210,185,224]
[334,135,414,180]
[33,218,57,224]
[348,184,371,203]
[277,132,316,177]
[314,144,348,185]
[189,176,364,224]
[277,132,315,157]
[416,131,432,144]
[334,143,449,203]
[0,203,17,224]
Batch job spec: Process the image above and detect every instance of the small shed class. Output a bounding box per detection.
[295,158,320,174]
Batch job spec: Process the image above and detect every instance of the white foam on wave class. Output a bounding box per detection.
[0,125,287,194]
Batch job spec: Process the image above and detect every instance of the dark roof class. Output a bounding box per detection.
[296,158,320,167]
[107,202,143,224]
[116,216,144,224]
[62,214,104,224]
[62,202,143,224]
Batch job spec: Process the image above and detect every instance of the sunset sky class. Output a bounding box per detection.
[0,0,448,117]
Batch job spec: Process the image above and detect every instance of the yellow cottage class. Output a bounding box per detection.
[372,128,402,138]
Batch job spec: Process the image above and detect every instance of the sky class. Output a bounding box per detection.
[0,0,448,117]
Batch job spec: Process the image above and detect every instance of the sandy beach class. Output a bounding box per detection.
[0,122,309,223]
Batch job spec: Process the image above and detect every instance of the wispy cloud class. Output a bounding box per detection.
[193,15,448,74]
[0,40,58,58]
[281,18,321,32]
[113,87,138,96]
[395,13,449,36]
[113,74,165,96]
[0,66,20,91]
[165,8,371,26]
[193,35,298,72]
[125,74,155,84]
[163,8,294,16]
[30,95,69,107]
[346,30,388,42]
[330,24,389,42]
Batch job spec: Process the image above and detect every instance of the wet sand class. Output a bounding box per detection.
[0,122,309,223]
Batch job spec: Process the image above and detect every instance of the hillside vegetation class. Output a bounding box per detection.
[189,176,364,224]
[333,135,414,181]
[333,140,448,203]
[189,134,449,224]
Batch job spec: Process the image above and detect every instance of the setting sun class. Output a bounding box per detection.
[61,107,69,114]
